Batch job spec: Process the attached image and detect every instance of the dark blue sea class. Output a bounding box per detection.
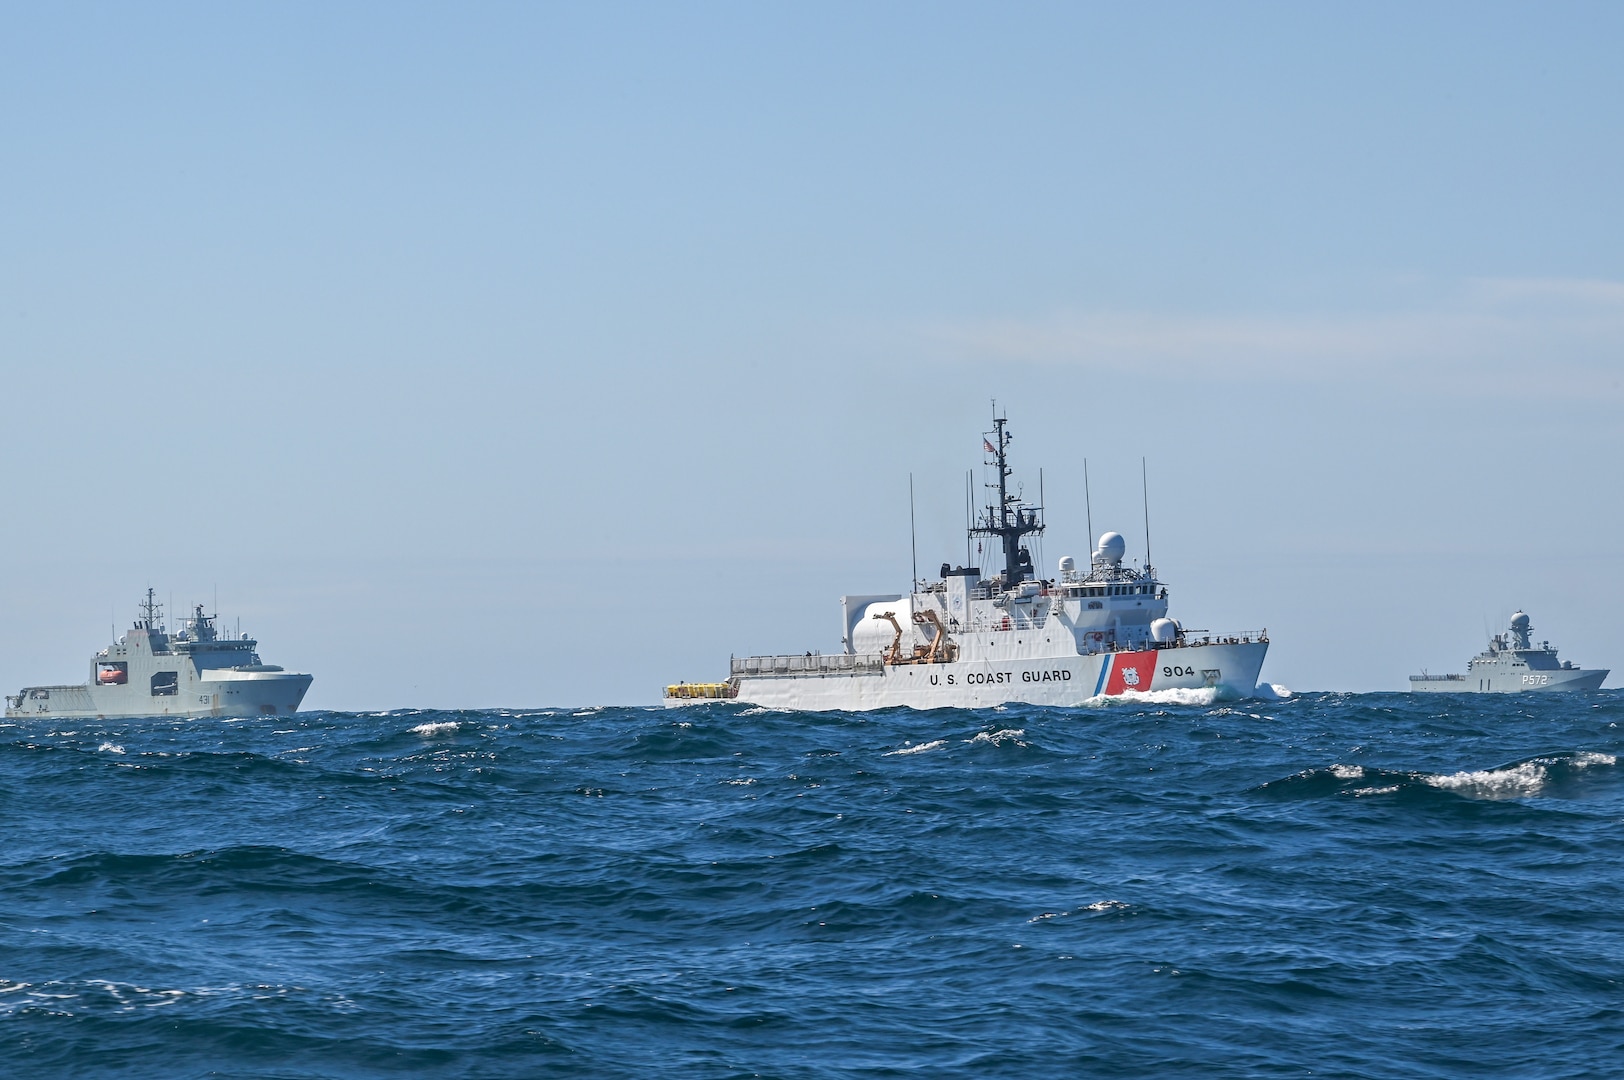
[4,691,1623,1078]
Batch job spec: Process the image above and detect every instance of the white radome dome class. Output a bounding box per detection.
[1096,532,1126,566]
[1150,618,1178,643]
[1058,555,1076,574]
[1510,611,1531,630]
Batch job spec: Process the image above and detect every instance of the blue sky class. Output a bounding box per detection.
[2,3,1620,706]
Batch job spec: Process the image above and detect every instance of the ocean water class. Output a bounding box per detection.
[3,691,1623,1078]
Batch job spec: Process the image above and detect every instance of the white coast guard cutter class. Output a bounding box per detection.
[666,410,1269,710]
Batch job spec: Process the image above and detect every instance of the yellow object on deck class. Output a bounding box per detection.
[664,682,737,700]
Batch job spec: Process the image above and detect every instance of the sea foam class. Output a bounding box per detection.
[1084,686,1220,707]
[885,739,947,756]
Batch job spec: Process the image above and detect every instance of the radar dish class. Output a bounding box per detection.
[1096,532,1126,566]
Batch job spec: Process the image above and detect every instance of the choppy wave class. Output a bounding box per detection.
[3,691,1622,1077]
[1261,749,1620,802]
[1423,750,1617,799]
[884,738,948,756]
[968,727,1027,746]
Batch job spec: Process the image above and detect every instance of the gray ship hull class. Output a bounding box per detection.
[7,671,312,719]
[1410,667,1607,694]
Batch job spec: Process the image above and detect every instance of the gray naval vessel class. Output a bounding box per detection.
[5,590,313,719]
[1410,611,1608,694]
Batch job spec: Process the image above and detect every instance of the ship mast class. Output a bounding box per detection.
[137,587,164,631]
[969,408,1044,588]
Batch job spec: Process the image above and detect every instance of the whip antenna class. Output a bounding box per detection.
[965,469,973,566]
[1084,459,1094,550]
[909,473,918,587]
[1142,456,1153,572]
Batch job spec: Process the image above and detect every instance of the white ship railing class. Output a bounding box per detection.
[1161,631,1268,648]
[731,653,887,676]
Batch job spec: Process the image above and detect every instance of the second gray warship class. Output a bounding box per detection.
[1410,611,1608,694]
[5,590,313,719]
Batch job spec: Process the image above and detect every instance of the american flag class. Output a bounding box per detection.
[983,438,996,454]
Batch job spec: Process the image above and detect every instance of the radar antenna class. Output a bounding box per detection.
[968,407,1044,588]
[188,603,219,642]
[137,587,164,631]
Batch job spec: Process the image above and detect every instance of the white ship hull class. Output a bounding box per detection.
[687,640,1267,711]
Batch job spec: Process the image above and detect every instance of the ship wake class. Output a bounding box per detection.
[1082,687,1221,707]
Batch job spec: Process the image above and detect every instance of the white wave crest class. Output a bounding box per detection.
[885,739,947,756]
[1349,785,1400,796]
[98,742,126,755]
[1423,751,1615,799]
[1083,687,1219,707]
[969,728,1027,746]
[1330,764,1364,780]
[1255,682,1293,700]
[1029,900,1128,922]
[1425,762,1549,799]
[409,721,459,736]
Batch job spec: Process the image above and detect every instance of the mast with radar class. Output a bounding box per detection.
[969,409,1045,590]
[136,587,164,632]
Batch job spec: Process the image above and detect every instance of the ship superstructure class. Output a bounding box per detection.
[5,590,313,719]
[1410,612,1607,693]
[666,411,1269,710]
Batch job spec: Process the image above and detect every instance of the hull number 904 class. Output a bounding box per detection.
[1162,665,1195,678]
